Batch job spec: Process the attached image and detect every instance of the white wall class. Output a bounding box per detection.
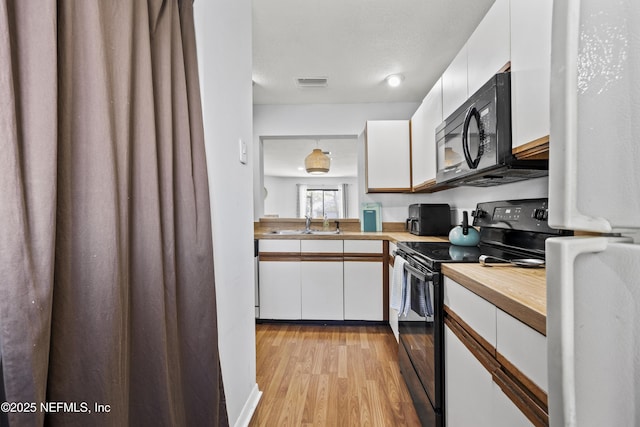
[195,2,259,427]
[253,102,420,219]
[263,176,358,218]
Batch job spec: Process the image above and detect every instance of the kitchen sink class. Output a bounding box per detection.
[269,229,307,235]
[269,229,340,235]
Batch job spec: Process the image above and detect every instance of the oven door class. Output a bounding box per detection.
[398,261,444,427]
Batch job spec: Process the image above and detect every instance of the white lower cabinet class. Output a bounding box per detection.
[258,239,384,321]
[444,276,546,426]
[445,326,494,427]
[445,325,531,427]
[259,260,301,320]
[301,261,344,320]
[492,384,532,427]
[344,260,383,321]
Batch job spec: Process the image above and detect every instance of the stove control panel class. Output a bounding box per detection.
[472,198,565,235]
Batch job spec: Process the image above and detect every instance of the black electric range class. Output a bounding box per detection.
[394,198,571,427]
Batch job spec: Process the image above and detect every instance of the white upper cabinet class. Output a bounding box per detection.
[411,78,442,190]
[442,45,468,120]
[467,0,510,97]
[442,0,510,121]
[510,0,552,149]
[365,120,411,192]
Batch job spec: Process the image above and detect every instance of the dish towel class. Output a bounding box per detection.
[391,255,407,312]
[410,278,434,321]
[401,271,411,317]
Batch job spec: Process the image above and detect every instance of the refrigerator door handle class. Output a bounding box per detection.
[546,236,632,427]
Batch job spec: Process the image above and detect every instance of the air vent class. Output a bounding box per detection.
[296,77,328,88]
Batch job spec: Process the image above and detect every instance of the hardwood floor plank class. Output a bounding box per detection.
[250,323,421,427]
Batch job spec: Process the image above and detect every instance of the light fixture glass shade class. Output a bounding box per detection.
[305,148,330,174]
[385,74,404,87]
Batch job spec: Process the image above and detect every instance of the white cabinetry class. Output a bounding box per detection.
[466,0,510,96]
[444,275,496,346]
[444,276,547,426]
[365,120,411,192]
[442,0,510,121]
[301,261,343,320]
[446,327,531,427]
[301,239,343,320]
[411,79,442,190]
[259,240,301,320]
[344,240,383,321]
[344,261,383,320]
[496,309,548,392]
[445,326,494,427]
[259,238,385,321]
[510,0,553,149]
[442,46,468,120]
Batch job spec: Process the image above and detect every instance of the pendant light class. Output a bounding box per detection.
[305,140,330,174]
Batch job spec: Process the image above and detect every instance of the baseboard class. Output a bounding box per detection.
[233,383,262,427]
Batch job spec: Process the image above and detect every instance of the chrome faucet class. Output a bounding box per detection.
[305,215,311,233]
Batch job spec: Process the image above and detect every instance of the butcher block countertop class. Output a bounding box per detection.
[442,263,546,335]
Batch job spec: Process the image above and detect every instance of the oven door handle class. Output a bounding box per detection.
[403,262,434,282]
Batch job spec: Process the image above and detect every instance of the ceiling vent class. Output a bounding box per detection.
[296,77,328,88]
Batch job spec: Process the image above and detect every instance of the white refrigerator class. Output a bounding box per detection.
[546,0,640,426]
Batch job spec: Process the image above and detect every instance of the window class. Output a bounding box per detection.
[297,184,347,218]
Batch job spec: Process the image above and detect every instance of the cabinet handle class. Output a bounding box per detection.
[492,368,548,427]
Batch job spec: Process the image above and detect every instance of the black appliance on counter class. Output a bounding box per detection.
[394,198,571,426]
[406,204,451,236]
[435,73,548,187]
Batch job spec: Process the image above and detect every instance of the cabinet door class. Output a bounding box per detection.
[492,383,535,427]
[442,45,468,120]
[411,78,442,189]
[301,261,343,320]
[467,0,510,96]
[497,309,548,393]
[343,239,382,254]
[259,261,301,319]
[344,261,383,320]
[510,0,552,149]
[444,277,497,347]
[445,326,494,427]
[365,120,411,192]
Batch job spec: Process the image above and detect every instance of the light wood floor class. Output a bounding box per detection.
[250,323,422,427]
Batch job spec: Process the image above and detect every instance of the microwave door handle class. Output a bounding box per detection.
[462,106,484,169]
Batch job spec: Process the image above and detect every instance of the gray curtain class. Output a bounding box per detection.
[0,1,228,426]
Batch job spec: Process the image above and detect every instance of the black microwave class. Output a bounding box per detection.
[435,73,548,187]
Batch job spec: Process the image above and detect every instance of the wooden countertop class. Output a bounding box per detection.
[254,229,448,244]
[442,263,546,335]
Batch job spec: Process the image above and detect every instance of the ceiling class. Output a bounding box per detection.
[253,0,495,177]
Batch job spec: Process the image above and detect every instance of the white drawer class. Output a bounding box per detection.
[343,239,383,254]
[444,277,497,347]
[496,309,548,392]
[259,239,300,253]
[301,239,343,253]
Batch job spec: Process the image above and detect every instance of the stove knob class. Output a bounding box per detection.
[534,208,548,221]
[472,209,487,219]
